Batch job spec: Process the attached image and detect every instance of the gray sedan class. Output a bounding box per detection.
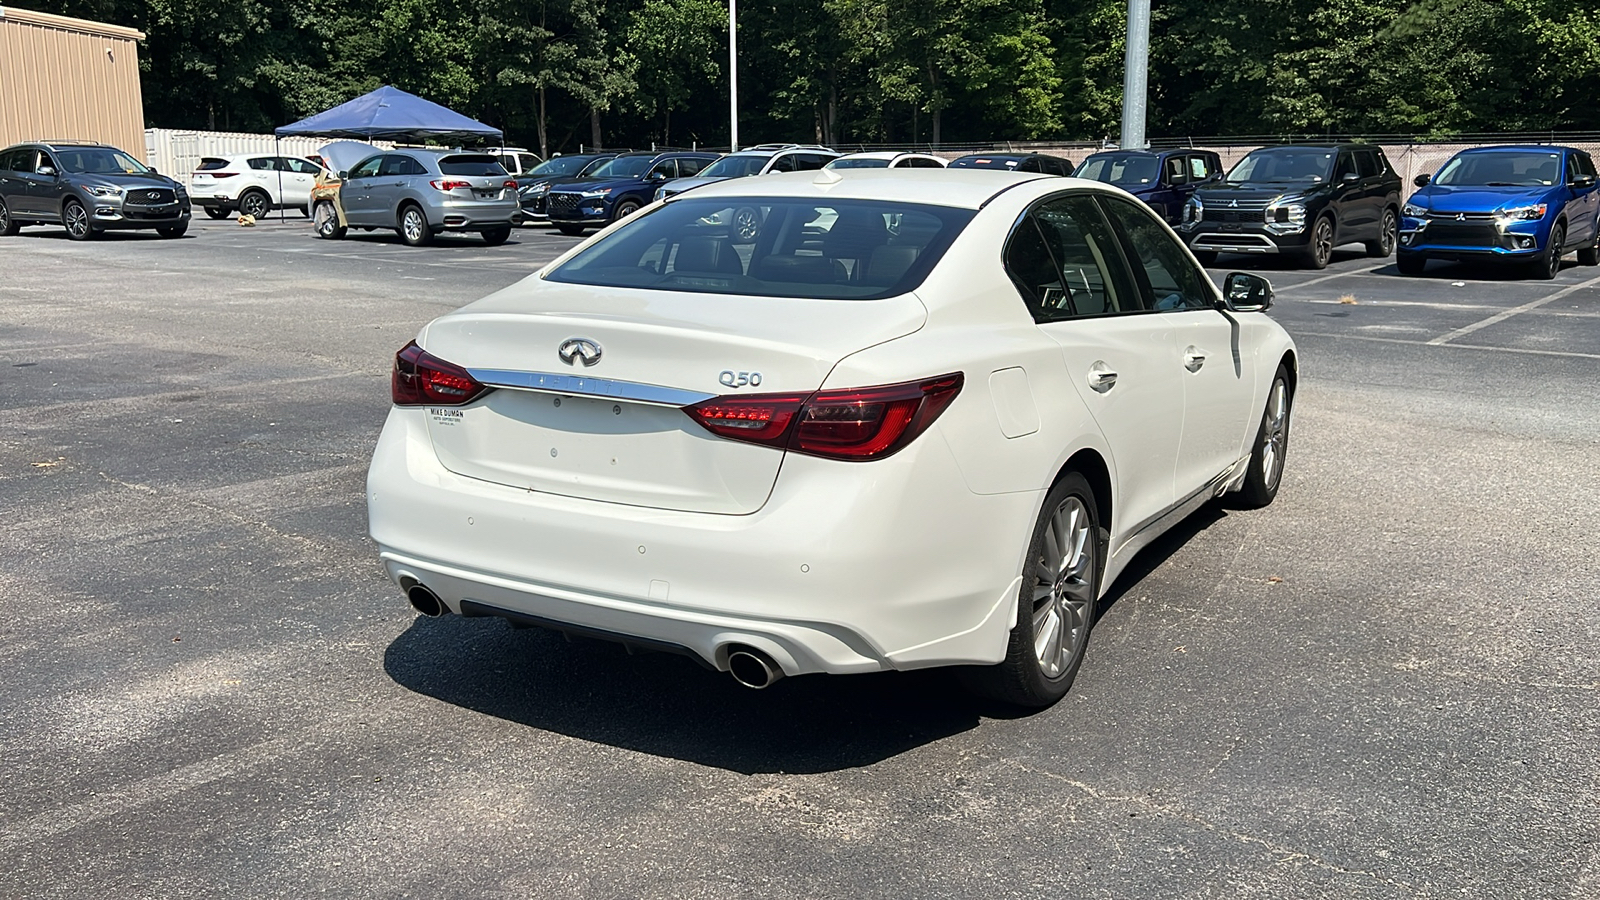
[323,149,519,246]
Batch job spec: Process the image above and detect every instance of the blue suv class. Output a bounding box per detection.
[1399,145,1600,279]
[546,151,718,235]
[1074,149,1222,225]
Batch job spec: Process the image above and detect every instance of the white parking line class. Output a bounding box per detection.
[1295,331,1600,361]
[1428,271,1600,345]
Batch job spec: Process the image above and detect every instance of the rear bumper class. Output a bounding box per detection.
[366,406,1034,678]
[426,198,519,231]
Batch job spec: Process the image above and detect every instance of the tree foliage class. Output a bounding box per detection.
[28,0,1600,151]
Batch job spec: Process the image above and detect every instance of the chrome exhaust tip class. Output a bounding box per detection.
[406,584,447,617]
[726,647,784,690]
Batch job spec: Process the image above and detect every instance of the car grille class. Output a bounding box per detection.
[125,188,176,206]
[1420,222,1499,247]
[1202,208,1267,224]
[547,193,582,216]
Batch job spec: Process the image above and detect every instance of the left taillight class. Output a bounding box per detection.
[684,373,963,461]
[392,341,490,406]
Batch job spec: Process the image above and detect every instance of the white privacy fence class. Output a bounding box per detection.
[144,128,394,175]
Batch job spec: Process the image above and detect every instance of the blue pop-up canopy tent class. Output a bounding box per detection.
[275,85,502,143]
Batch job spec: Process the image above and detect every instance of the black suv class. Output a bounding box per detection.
[949,153,1075,176]
[1179,143,1401,268]
[0,142,192,240]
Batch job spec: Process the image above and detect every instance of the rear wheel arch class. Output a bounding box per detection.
[1052,449,1113,543]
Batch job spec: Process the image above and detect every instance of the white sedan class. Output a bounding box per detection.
[367,170,1296,708]
[189,154,322,220]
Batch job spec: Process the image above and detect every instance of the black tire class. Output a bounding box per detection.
[1366,208,1397,258]
[156,223,187,238]
[1302,216,1334,269]
[238,190,271,220]
[1531,222,1564,280]
[962,472,1102,709]
[1396,253,1427,276]
[313,201,346,240]
[556,223,586,236]
[398,204,432,247]
[611,199,641,222]
[63,199,95,241]
[1191,249,1219,267]
[481,226,512,246]
[1577,223,1599,266]
[203,206,230,220]
[0,198,18,236]
[1233,365,1292,509]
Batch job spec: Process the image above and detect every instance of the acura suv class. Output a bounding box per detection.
[322,148,520,247]
[1180,143,1401,269]
[0,141,192,240]
[1398,145,1600,279]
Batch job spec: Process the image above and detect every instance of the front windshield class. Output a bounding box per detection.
[530,156,594,177]
[1433,152,1561,187]
[56,148,150,175]
[587,156,652,179]
[698,156,768,178]
[1075,155,1159,185]
[828,158,891,169]
[1227,148,1334,184]
[546,197,975,301]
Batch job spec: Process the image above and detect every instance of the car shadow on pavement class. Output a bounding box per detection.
[1097,503,1229,620]
[383,616,981,774]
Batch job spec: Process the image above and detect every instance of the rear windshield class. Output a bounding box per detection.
[1434,151,1562,187]
[828,158,891,169]
[546,197,974,300]
[196,158,229,170]
[438,154,507,177]
[587,156,653,178]
[1075,154,1159,186]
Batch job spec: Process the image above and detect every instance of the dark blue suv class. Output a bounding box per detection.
[546,151,718,235]
[1399,145,1600,279]
[1074,149,1223,225]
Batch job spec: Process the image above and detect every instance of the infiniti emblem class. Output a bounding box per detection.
[148,191,161,201]
[558,337,603,367]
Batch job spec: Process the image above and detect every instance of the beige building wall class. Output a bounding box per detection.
[0,5,147,160]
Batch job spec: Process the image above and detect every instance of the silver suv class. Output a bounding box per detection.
[319,149,520,247]
[0,142,192,240]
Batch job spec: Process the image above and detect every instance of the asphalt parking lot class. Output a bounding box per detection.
[2,217,1597,899]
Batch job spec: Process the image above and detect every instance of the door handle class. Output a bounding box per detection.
[1087,362,1118,393]
[1183,346,1207,372]
[392,181,405,186]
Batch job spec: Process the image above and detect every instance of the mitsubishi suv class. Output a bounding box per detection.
[0,141,192,240]
[1397,145,1600,279]
[1180,143,1401,269]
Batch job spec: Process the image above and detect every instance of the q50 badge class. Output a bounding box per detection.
[719,370,763,388]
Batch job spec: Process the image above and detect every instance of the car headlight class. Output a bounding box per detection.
[1495,203,1547,222]
[1183,195,1203,224]
[83,185,123,197]
[1266,197,1307,226]
[1402,199,1428,217]
[579,188,612,198]
[520,182,549,196]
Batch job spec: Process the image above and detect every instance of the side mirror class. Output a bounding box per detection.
[1571,175,1596,189]
[148,165,158,175]
[338,170,349,180]
[1341,172,1359,183]
[37,166,57,177]
[1221,272,1274,312]
[1413,173,1431,188]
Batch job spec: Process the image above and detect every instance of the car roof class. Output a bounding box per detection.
[1458,144,1576,154]
[665,168,1072,210]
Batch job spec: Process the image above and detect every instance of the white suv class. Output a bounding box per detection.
[189,154,323,219]
[654,144,840,202]
[485,147,544,178]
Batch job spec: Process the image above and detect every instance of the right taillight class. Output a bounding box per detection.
[392,341,490,406]
[684,373,963,461]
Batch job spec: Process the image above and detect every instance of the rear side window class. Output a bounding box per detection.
[1097,195,1211,311]
[197,157,229,171]
[438,154,506,176]
[795,154,833,171]
[1011,195,1134,319]
[547,197,974,300]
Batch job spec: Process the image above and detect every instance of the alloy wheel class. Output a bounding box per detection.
[1030,495,1095,679]
[240,192,269,219]
[1546,226,1565,279]
[0,200,11,234]
[314,203,336,237]
[64,202,89,239]
[1380,211,1396,255]
[1261,379,1289,492]
[403,209,425,244]
[1312,219,1333,267]
[734,207,761,242]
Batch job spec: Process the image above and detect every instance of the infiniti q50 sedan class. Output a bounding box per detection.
[366,169,1297,708]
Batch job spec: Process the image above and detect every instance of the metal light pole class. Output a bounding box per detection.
[729,0,739,152]
[1120,0,1150,149]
